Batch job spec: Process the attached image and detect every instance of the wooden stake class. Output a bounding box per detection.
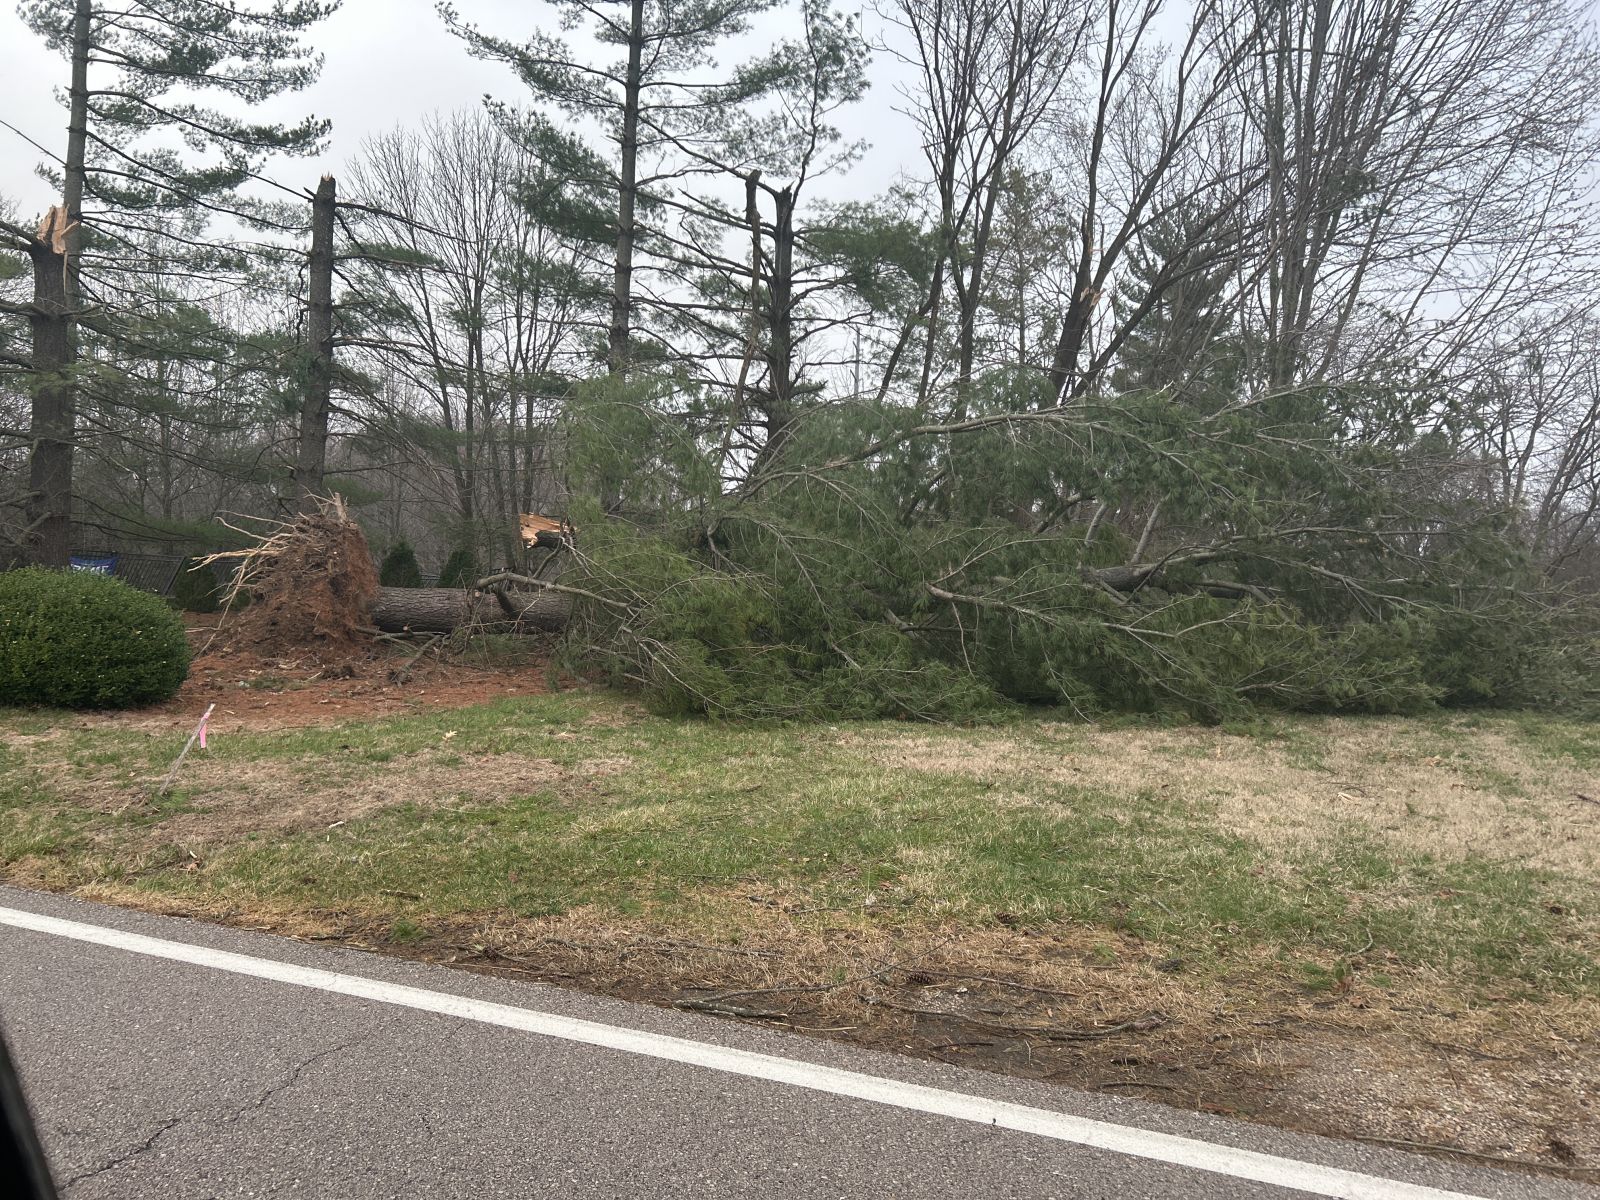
[159,703,215,796]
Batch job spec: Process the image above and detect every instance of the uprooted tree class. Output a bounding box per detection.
[5,0,1597,724]
[203,498,571,656]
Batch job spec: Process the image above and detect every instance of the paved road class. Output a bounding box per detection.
[0,886,1585,1200]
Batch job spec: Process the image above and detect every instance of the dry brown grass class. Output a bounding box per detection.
[8,700,1599,1178]
[65,749,630,852]
[853,719,1600,883]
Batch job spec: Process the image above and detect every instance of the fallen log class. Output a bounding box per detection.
[371,585,570,634]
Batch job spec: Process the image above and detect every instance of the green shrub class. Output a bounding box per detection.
[438,546,479,589]
[172,558,221,613]
[378,539,423,588]
[0,567,190,709]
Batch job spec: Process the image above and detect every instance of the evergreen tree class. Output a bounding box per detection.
[438,547,480,590]
[440,0,795,374]
[1109,207,1242,406]
[0,0,339,565]
[379,540,424,588]
[173,559,221,614]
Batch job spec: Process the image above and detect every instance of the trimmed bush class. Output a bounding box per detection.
[172,558,222,613]
[438,546,479,590]
[378,539,423,588]
[0,567,190,709]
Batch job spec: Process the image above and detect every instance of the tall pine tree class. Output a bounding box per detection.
[440,0,796,376]
[0,0,338,564]
[1108,207,1242,407]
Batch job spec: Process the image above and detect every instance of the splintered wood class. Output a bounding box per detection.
[519,513,575,550]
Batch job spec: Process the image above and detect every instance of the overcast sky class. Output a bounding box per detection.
[5,1,1599,227]
[0,0,915,222]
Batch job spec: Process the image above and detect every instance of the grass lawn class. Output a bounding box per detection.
[2,691,1597,1174]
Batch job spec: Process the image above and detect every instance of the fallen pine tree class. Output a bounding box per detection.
[201,500,574,654]
[539,373,1600,722]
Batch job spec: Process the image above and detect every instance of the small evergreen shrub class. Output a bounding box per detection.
[172,558,221,613]
[0,567,190,709]
[438,547,479,589]
[378,539,423,588]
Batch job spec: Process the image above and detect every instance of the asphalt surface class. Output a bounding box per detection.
[0,884,1587,1200]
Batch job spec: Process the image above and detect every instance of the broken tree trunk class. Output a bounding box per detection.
[371,586,570,634]
[22,2,91,568]
[293,175,337,512]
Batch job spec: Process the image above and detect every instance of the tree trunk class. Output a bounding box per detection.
[371,586,570,634]
[294,174,337,510]
[608,0,645,375]
[754,185,797,472]
[24,238,73,566]
[23,0,91,567]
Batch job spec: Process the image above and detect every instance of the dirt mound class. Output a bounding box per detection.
[204,496,380,662]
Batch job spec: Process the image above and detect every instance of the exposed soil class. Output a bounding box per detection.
[80,613,555,735]
[207,495,381,660]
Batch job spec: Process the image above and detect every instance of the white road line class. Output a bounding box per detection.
[1,904,1488,1200]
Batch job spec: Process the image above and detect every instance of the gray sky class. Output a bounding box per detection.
[0,0,912,222]
[5,1,1597,227]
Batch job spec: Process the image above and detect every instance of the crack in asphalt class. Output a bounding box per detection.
[63,1116,183,1190]
[217,1035,369,1131]
[61,1035,370,1193]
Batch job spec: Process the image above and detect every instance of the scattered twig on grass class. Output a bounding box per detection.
[391,634,444,683]
[908,970,1079,999]
[676,965,898,1011]
[1420,1039,1522,1063]
[674,1000,791,1020]
[1022,1012,1173,1041]
[1095,1080,1185,1093]
[1574,792,1598,807]
[620,939,780,960]
[529,935,777,960]
[868,997,1169,1042]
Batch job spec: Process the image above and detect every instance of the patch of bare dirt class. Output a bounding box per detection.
[66,613,559,735]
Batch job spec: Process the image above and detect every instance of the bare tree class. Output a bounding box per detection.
[1466,311,1600,577]
[1231,0,1600,390]
[341,111,603,560]
[883,0,1090,413]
